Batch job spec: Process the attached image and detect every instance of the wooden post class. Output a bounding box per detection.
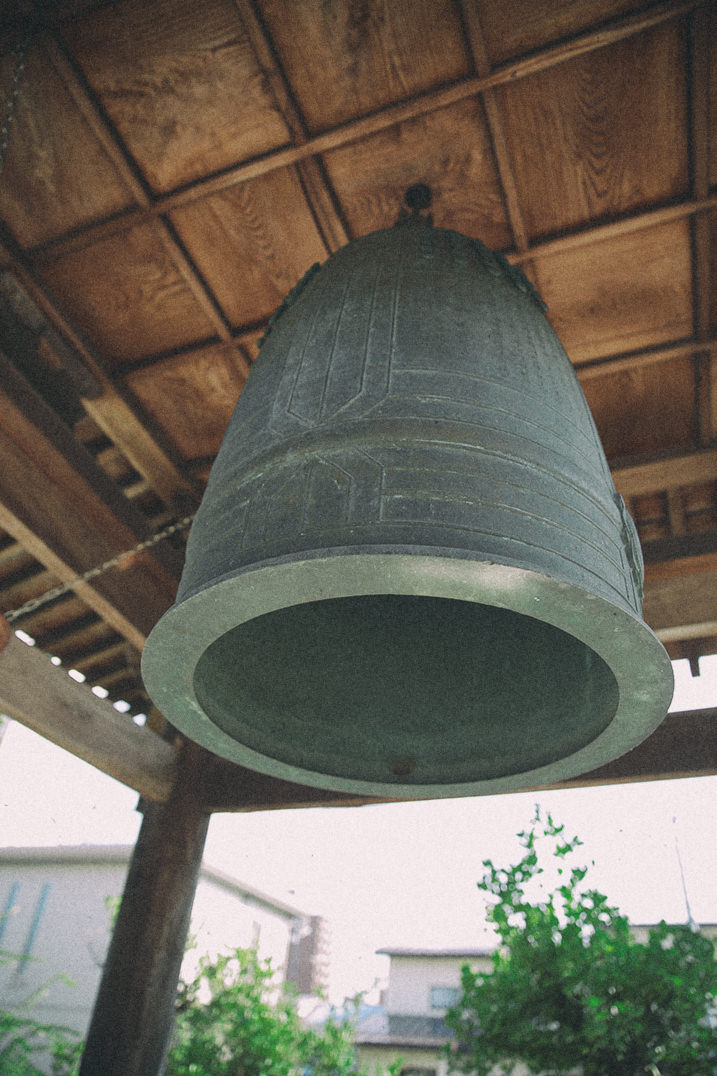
[79,744,210,1076]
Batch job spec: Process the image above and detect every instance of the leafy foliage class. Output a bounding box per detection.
[165,946,361,1076]
[445,808,717,1076]
[0,947,81,1076]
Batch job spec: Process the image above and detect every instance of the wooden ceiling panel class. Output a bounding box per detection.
[322,99,512,248]
[582,354,696,461]
[125,344,245,464]
[477,0,638,65]
[535,220,693,363]
[169,167,328,328]
[62,0,291,193]
[258,0,471,133]
[0,43,133,248]
[35,225,218,367]
[494,22,689,240]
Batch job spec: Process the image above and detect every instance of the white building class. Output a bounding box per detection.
[0,845,327,1040]
[357,948,492,1076]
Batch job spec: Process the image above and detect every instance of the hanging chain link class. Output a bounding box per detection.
[5,515,194,624]
[0,25,32,175]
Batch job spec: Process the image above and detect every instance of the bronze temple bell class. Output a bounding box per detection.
[142,213,673,798]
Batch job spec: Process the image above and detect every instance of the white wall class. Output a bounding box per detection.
[0,859,125,1033]
[387,955,490,1016]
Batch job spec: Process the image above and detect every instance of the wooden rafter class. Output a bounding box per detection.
[0,353,178,647]
[458,2,532,259]
[576,335,717,380]
[0,232,200,509]
[230,0,350,253]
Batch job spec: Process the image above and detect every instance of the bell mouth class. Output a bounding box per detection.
[142,549,674,798]
[194,594,618,786]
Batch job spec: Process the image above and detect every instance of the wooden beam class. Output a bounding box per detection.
[612,447,717,498]
[30,0,700,259]
[200,709,717,811]
[199,754,389,812]
[0,631,178,802]
[576,336,717,380]
[512,192,717,266]
[79,746,209,1076]
[0,353,178,645]
[549,709,717,788]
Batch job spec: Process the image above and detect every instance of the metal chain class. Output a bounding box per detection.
[5,515,194,623]
[0,26,32,175]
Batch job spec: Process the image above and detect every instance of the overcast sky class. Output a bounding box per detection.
[1,647,716,1001]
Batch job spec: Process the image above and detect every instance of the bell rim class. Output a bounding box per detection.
[142,546,674,799]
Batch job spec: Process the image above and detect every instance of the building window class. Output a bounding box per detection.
[429,985,460,1010]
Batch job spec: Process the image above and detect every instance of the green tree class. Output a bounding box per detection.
[445,808,717,1076]
[165,946,361,1076]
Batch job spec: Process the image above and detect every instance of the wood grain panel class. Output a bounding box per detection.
[62,0,290,193]
[170,167,327,327]
[322,99,511,248]
[259,0,470,133]
[535,220,693,362]
[36,225,217,366]
[478,0,638,65]
[495,22,689,239]
[711,212,717,332]
[125,344,245,462]
[0,43,133,247]
[710,3,717,187]
[582,354,696,460]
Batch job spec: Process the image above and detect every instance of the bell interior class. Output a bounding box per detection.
[193,594,619,785]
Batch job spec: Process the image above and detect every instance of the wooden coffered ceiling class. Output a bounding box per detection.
[0,0,716,809]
